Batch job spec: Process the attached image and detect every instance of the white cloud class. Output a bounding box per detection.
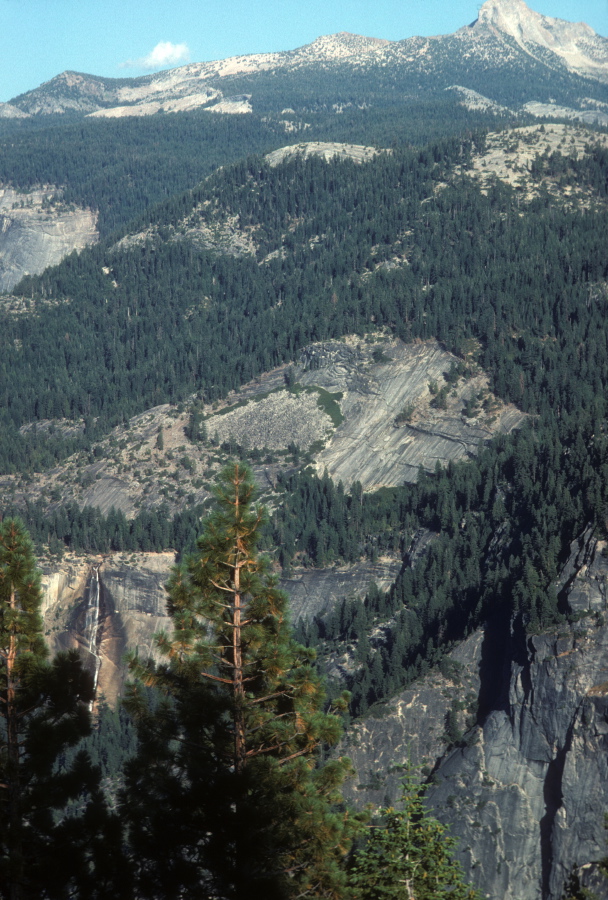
[121,41,191,71]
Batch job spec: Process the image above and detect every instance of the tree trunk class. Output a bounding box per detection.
[233,561,246,775]
[7,584,23,900]
[232,465,246,775]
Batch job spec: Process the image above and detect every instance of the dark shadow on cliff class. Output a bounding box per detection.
[476,607,515,723]
[540,721,573,900]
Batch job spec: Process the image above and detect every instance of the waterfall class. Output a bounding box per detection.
[83,564,102,697]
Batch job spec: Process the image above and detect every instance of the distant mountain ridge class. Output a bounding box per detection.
[4,0,607,120]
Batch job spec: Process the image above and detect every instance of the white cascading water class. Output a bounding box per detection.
[83,565,102,699]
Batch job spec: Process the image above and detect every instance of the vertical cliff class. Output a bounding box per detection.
[333,528,608,900]
[0,185,97,292]
[428,616,608,900]
[41,552,174,705]
[39,550,394,703]
[426,528,608,900]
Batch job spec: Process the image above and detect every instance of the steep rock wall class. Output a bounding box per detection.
[337,527,608,900]
[339,630,484,806]
[0,185,97,292]
[428,615,608,900]
[285,556,401,622]
[41,552,174,705]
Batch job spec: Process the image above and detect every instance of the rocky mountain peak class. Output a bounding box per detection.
[6,0,608,118]
[475,0,595,41]
[469,0,608,80]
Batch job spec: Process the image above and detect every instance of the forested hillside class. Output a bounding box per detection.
[0,101,510,239]
[2,133,607,468]
[0,114,287,237]
[0,123,606,726]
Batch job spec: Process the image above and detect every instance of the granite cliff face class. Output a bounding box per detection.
[468,0,608,82]
[284,556,401,622]
[39,549,399,704]
[0,185,97,292]
[427,614,608,900]
[342,527,608,900]
[340,630,484,806]
[41,552,173,705]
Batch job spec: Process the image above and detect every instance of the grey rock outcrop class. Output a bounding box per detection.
[207,389,333,452]
[340,630,484,806]
[81,476,136,517]
[202,335,525,493]
[0,185,97,292]
[285,556,402,622]
[265,142,384,167]
[426,530,608,900]
[5,335,524,521]
[556,525,608,616]
[568,862,608,899]
[427,616,608,900]
[0,102,29,119]
[296,338,525,490]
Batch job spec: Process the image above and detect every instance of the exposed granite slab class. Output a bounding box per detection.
[284,556,402,622]
[295,338,526,490]
[0,185,97,292]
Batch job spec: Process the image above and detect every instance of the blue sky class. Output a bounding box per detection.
[1,0,606,103]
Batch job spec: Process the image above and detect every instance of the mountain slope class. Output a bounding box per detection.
[1,6,608,897]
[1,0,605,273]
[7,0,608,121]
[2,116,608,900]
[1,123,606,460]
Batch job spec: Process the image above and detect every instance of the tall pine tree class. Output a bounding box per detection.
[124,462,359,900]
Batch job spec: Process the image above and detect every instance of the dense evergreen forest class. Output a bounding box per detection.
[0,101,510,239]
[0,113,287,237]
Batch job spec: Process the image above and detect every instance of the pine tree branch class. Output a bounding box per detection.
[199,671,233,685]
[249,689,293,704]
[275,745,318,764]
